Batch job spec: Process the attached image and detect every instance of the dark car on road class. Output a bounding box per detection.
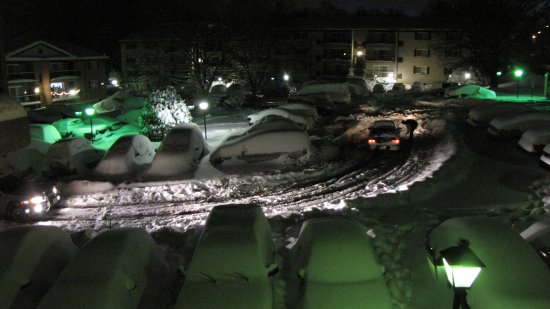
[367,120,401,151]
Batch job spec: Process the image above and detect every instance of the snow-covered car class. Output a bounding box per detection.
[367,120,401,151]
[539,144,550,167]
[210,118,311,164]
[427,217,550,308]
[518,128,550,153]
[0,226,77,308]
[247,107,315,129]
[176,204,278,309]
[90,121,141,151]
[290,218,392,309]
[140,124,207,180]
[288,83,351,110]
[487,111,550,139]
[467,104,531,127]
[30,124,62,144]
[0,174,61,222]
[38,228,170,309]
[44,138,104,177]
[278,103,320,122]
[93,134,156,181]
[445,84,496,99]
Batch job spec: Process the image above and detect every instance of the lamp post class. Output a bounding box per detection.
[198,101,209,140]
[440,243,485,309]
[514,69,524,98]
[84,107,96,142]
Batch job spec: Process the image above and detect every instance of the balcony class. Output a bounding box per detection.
[50,70,80,79]
[366,34,395,45]
[366,54,395,62]
[7,72,36,81]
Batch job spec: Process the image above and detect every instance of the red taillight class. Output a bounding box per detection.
[368,139,376,144]
[391,139,400,145]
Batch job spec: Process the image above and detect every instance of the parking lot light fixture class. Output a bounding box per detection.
[440,242,485,309]
[199,101,209,140]
[514,69,524,98]
[84,107,96,142]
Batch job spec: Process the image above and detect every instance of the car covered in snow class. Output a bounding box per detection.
[38,228,170,309]
[467,104,531,127]
[487,111,550,139]
[52,116,119,138]
[140,123,207,180]
[0,226,77,308]
[366,120,401,151]
[0,174,61,222]
[427,217,550,308]
[539,144,550,168]
[247,108,312,129]
[445,84,496,99]
[210,117,311,164]
[290,218,392,309]
[44,138,104,177]
[176,204,278,309]
[518,128,550,153]
[93,134,156,181]
[30,124,62,144]
[288,83,351,111]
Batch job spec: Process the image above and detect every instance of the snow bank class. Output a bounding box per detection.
[5,139,50,176]
[38,228,169,309]
[0,96,30,155]
[63,180,115,195]
[176,204,275,309]
[0,226,77,308]
[445,84,496,99]
[429,217,550,309]
[94,134,155,181]
[140,124,206,180]
[289,83,351,107]
[45,138,104,176]
[291,219,392,309]
[30,124,62,144]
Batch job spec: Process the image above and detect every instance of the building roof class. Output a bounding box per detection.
[6,41,109,61]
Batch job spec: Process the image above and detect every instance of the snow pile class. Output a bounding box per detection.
[0,226,77,308]
[44,138,104,177]
[429,217,550,308]
[467,103,531,127]
[5,139,50,177]
[176,204,276,309]
[141,124,206,180]
[94,134,155,181]
[247,108,314,129]
[289,83,351,107]
[38,228,171,309]
[0,95,26,121]
[30,124,62,144]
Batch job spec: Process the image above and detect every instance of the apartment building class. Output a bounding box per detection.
[5,41,109,107]
[120,21,461,90]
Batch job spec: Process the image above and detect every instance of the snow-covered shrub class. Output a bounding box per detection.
[138,87,193,142]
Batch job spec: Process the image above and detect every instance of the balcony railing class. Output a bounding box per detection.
[366,55,395,61]
[7,72,36,80]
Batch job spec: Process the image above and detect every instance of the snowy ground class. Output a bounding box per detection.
[2,99,550,308]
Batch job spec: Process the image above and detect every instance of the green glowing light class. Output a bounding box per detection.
[84,107,96,116]
[496,71,502,77]
[74,111,83,117]
[440,245,485,289]
[514,69,524,78]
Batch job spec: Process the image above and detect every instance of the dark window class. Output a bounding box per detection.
[445,32,461,41]
[444,49,461,58]
[414,66,429,74]
[126,43,137,50]
[126,57,136,64]
[414,49,430,57]
[415,32,431,40]
[444,67,454,75]
[398,57,403,62]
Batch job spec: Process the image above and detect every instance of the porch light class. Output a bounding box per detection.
[357,50,364,56]
[34,87,40,94]
[440,243,485,309]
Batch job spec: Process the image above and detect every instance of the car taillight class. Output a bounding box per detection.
[391,139,400,145]
[368,139,376,144]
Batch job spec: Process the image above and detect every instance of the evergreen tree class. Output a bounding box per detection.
[138,87,193,141]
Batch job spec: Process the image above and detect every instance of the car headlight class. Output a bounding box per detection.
[52,186,58,194]
[30,196,46,204]
[34,204,44,213]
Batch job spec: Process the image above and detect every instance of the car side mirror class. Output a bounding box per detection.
[267,263,279,276]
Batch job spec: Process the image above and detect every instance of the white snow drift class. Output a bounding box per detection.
[487,111,550,138]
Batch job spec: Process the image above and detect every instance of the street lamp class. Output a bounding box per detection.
[440,243,485,309]
[514,69,524,98]
[198,101,209,140]
[84,107,96,142]
[283,73,290,82]
[464,72,471,80]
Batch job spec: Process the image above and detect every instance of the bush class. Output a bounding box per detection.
[138,87,193,142]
